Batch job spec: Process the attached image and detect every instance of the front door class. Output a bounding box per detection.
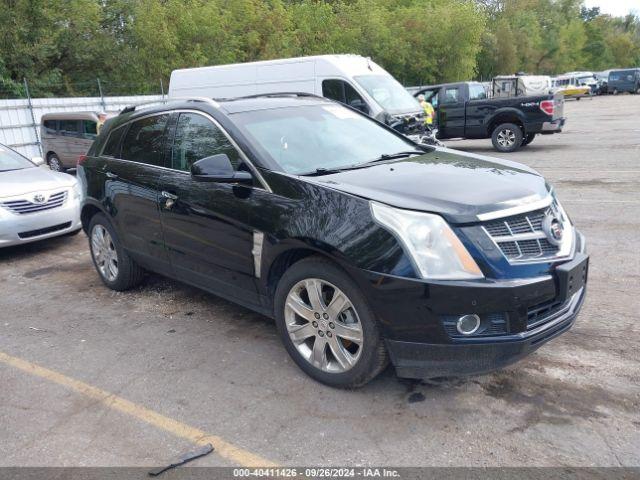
[437,86,465,138]
[158,111,259,305]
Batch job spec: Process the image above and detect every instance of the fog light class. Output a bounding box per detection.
[456,314,481,335]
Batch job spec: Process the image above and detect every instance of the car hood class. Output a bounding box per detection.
[303,148,550,223]
[0,167,77,199]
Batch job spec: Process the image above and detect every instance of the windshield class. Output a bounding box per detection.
[0,145,35,172]
[355,75,421,114]
[233,104,418,174]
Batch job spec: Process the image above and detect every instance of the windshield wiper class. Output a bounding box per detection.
[365,150,425,164]
[299,150,425,176]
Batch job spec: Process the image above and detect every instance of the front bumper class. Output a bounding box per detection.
[350,234,588,379]
[0,194,81,247]
[386,287,585,378]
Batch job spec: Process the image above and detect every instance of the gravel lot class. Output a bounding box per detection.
[1,94,639,468]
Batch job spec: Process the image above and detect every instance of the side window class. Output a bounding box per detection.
[43,120,57,134]
[60,120,80,136]
[469,84,487,100]
[422,89,439,108]
[170,113,240,172]
[121,114,169,166]
[82,120,98,139]
[343,82,366,110]
[322,79,344,103]
[102,125,127,157]
[442,87,460,105]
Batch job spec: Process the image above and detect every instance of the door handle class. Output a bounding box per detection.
[105,171,118,179]
[161,191,178,209]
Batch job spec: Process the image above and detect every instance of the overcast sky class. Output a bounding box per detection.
[583,0,640,17]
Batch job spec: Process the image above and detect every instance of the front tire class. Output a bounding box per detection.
[274,256,388,388]
[88,213,144,291]
[47,154,64,172]
[491,123,523,153]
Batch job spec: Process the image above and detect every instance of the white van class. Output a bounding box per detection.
[168,54,423,129]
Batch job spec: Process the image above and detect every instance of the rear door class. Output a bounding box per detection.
[465,83,489,138]
[437,85,465,138]
[100,113,171,271]
[158,111,259,304]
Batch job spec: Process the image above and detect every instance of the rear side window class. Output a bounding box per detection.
[121,114,169,166]
[442,87,460,104]
[43,120,58,134]
[82,120,98,138]
[469,84,487,100]
[170,113,240,172]
[60,120,80,136]
[102,125,127,157]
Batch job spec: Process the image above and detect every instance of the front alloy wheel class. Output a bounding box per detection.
[274,256,388,388]
[48,154,63,172]
[91,224,119,282]
[285,278,363,373]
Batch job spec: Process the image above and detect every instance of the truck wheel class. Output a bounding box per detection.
[492,123,523,153]
[274,256,388,388]
[521,133,536,147]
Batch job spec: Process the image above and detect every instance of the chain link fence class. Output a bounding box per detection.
[0,78,167,159]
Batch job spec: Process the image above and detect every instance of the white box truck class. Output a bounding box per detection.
[168,54,424,133]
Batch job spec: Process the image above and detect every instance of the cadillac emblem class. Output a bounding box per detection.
[542,209,564,246]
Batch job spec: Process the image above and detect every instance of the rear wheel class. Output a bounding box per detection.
[47,154,64,172]
[274,256,388,388]
[491,123,523,153]
[88,213,144,291]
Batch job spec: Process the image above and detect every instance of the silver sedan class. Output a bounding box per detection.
[0,144,82,247]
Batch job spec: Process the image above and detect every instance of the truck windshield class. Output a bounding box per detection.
[354,75,420,114]
[0,146,35,172]
[233,104,418,174]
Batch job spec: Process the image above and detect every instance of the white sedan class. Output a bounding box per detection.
[0,143,82,247]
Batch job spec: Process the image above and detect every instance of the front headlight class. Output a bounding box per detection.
[370,202,484,280]
[72,181,82,200]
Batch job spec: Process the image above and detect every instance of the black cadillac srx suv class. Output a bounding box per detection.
[78,94,588,388]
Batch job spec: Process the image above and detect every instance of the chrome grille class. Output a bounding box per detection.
[1,191,67,214]
[483,207,561,262]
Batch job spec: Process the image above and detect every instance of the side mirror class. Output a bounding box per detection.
[190,154,252,184]
[31,156,45,167]
[349,99,369,114]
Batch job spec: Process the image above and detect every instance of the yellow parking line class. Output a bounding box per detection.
[0,351,278,467]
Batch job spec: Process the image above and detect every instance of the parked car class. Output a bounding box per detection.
[607,68,640,95]
[41,111,110,171]
[168,54,425,137]
[0,143,82,247]
[413,81,565,152]
[78,94,588,388]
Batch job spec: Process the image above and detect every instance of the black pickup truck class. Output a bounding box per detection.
[413,81,565,152]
